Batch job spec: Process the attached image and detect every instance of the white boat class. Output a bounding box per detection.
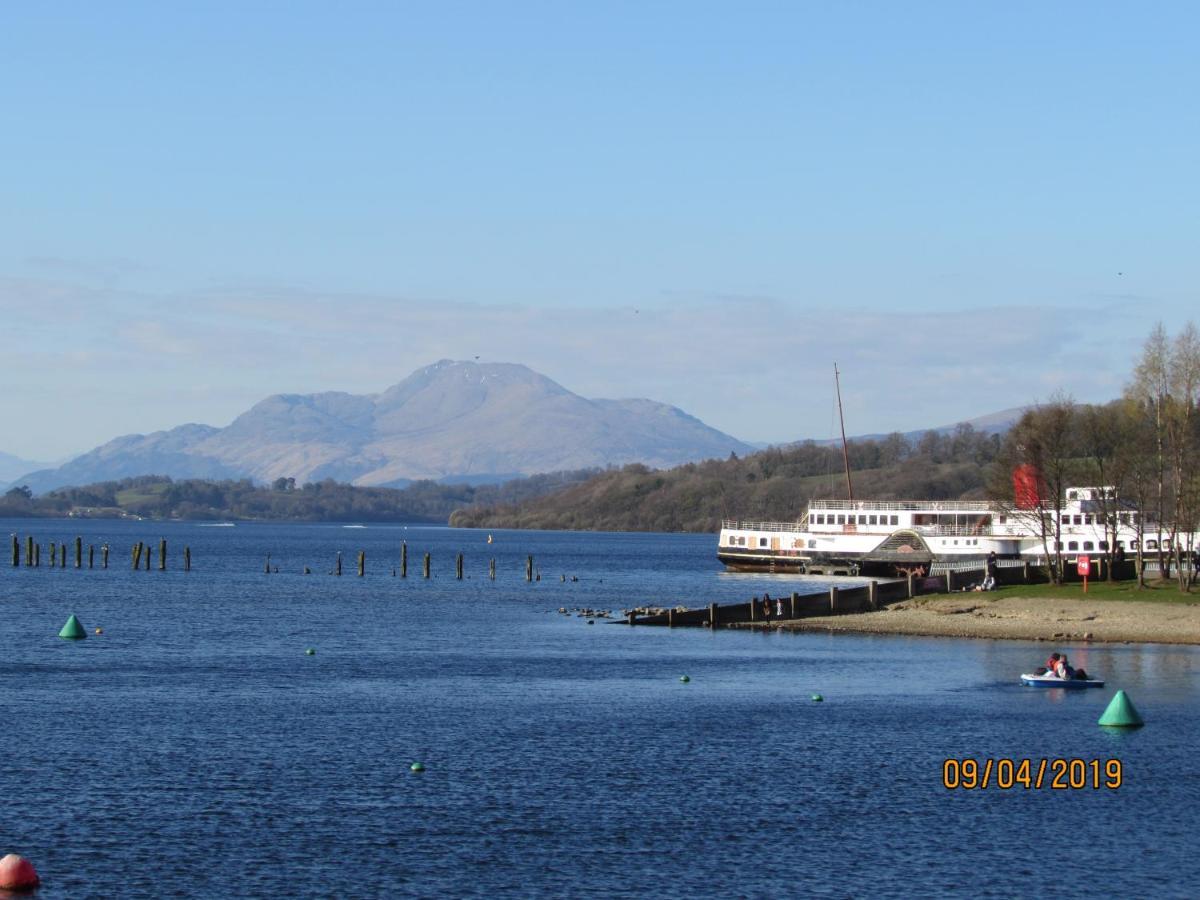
[719,366,1195,577]
[718,485,1169,577]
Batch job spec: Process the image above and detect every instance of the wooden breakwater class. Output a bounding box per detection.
[624,559,1149,628]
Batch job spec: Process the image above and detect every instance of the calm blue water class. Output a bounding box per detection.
[2,519,1198,898]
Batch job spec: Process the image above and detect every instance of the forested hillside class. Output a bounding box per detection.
[0,470,599,522]
[449,426,1002,533]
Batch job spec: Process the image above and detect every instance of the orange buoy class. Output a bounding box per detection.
[0,853,40,890]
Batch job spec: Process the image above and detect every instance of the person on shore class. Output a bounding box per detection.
[986,550,998,581]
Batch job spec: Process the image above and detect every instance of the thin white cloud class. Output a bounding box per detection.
[0,274,1165,459]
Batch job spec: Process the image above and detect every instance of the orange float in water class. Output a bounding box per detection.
[0,853,40,890]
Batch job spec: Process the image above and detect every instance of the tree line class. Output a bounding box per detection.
[0,470,600,522]
[990,322,1200,590]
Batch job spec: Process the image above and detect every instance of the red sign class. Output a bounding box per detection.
[1077,555,1091,576]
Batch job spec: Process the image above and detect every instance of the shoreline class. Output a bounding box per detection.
[738,594,1200,646]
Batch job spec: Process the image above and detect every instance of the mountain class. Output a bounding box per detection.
[800,406,1027,449]
[17,361,754,494]
[0,451,53,485]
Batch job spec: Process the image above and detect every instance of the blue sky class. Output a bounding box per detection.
[2,1,1197,460]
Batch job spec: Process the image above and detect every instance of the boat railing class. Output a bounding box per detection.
[720,519,806,533]
[809,499,996,512]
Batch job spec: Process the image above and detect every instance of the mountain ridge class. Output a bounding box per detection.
[13,361,753,494]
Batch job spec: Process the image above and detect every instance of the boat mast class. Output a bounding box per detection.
[834,362,854,502]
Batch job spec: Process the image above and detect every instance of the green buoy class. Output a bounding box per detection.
[679,675,690,683]
[305,647,316,656]
[59,614,87,640]
[410,762,425,773]
[1098,690,1144,728]
[811,693,824,702]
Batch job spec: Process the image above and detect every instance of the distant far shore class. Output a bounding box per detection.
[745,594,1200,646]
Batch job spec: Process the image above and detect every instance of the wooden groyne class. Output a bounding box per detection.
[624,560,1145,628]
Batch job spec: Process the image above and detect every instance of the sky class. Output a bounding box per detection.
[2,1,1198,461]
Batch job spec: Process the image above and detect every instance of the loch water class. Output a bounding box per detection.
[2,519,1198,898]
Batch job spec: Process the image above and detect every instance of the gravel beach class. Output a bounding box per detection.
[757,594,1200,645]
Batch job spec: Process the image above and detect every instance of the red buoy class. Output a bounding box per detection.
[0,853,40,890]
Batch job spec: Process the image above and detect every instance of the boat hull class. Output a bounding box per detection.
[1020,674,1105,688]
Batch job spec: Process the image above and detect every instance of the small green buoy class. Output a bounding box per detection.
[1098,689,1144,728]
[410,762,425,773]
[811,693,824,702]
[59,614,87,640]
[679,675,690,683]
[305,647,316,656]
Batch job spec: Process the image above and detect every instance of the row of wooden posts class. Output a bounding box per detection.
[267,544,538,581]
[9,535,191,572]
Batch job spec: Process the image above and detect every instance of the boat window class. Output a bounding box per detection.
[1147,539,1158,550]
[836,515,845,525]
[1084,514,1094,525]
[1099,541,1108,551]
[1068,490,1078,500]
[1060,514,1070,525]
[1119,513,1129,525]
[869,515,878,525]
[999,515,1007,524]
[1083,541,1094,551]
[1068,541,1079,551]
[1130,540,1138,550]
[890,515,899,525]
[858,515,867,525]
[1073,515,1082,525]
[1055,541,1063,551]
[759,538,768,547]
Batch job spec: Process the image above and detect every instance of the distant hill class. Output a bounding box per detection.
[450,426,1003,533]
[0,450,52,484]
[16,361,754,494]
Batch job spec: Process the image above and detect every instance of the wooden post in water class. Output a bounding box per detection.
[489,558,496,581]
[525,555,533,582]
[158,539,166,571]
[184,546,191,572]
[265,554,271,574]
[88,544,94,569]
[709,602,718,628]
[102,544,109,569]
[145,547,151,570]
[34,542,40,567]
[829,586,839,614]
[456,553,463,580]
[26,535,33,567]
[49,542,57,567]
[791,591,799,618]
[11,534,19,567]
[60,544,65,568]
[400,541,408,578]
[75,536,82,568]
[423,553,431,578]
[357,551,365,577]
[132,542,142,570]
[868,581,878,610]
[335,551,342,576]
